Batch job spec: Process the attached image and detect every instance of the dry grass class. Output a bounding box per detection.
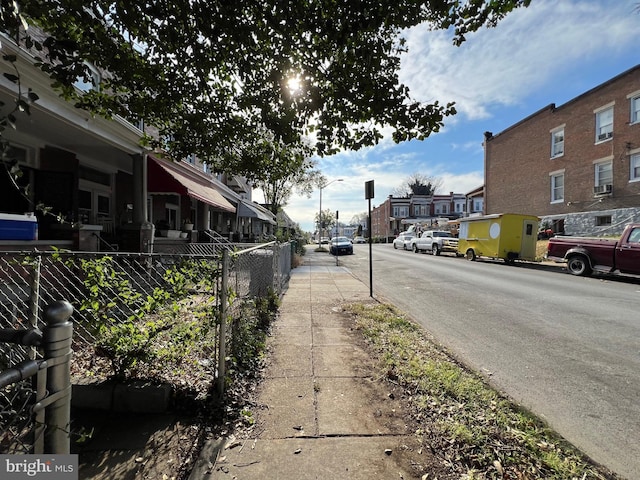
[536,240,549,261]
[292,253,304,268]
[344,302,620,480]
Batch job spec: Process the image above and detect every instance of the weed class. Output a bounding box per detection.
[344,302,615,480]
[240,409,255,425]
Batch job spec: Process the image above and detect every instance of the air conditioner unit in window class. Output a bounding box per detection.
[598,132,613,141]
[593,184,612,196]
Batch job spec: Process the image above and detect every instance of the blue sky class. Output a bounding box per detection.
[255,0,640,233]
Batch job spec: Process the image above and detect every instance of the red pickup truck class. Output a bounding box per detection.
[546,223,640,276]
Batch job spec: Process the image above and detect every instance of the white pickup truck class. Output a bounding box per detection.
[410,230,459,255]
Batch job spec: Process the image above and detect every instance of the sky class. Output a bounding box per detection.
[254,0,640,233]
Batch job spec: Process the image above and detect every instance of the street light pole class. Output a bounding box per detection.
[318,178,343,249]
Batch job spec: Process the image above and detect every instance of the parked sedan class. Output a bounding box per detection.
[330,236,354,255]
[393,232,414,250]
[353,236,366,244]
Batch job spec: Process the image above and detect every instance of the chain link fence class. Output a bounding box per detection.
[0,241,292,454]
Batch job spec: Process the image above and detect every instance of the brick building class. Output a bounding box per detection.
[371,192,466,241]
[465,185,484,216]
[484,64,640,235]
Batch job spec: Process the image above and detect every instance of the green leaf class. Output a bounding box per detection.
[3,73,19,84]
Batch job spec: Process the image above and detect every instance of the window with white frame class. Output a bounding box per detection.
[631,95,640,125]
[595,105,614,142]
[393,206,409,218]
[74,63,100,92]
[550,171,564,203]
[415,205,429,216]
[78,166,112,223]
[595,161,613,187]
[630,153,640,182]
[551,127,564,157]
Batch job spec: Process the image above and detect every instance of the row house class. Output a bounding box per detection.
[371,192,466,241]
[0,26,277,252]
[465,185,485,216]
[484,64,640,236]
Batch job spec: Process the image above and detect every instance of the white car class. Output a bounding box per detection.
[353,236,366,244]
[410,230,459,255]
[393,232,414,250]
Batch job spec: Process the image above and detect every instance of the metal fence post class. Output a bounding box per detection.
[28,255,41,360]
[272,244,279,295]
[216,249,229,398]
[41,300,73,454]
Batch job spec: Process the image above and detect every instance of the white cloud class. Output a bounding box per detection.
[438,171,484,195]
[273,0,639,232]
[399,0,638,121]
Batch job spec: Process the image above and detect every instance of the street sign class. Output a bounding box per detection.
[365,180,374,199]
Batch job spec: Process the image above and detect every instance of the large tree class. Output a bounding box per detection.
[315,208,337,237]
[392,173,443,197]
[1,0,529,177]
[248,134,324,214]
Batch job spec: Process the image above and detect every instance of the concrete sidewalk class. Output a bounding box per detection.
[191,246,425,479]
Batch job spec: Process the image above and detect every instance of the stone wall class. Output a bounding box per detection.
[541,207,640,236]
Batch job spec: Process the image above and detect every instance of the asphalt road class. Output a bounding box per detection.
[338,243,640,480]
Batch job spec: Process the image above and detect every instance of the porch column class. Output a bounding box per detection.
[119,153,154,252]
[132,153,147,224]
[199,204,209,231]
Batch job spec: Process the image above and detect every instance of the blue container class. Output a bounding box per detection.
[0,213,38,240]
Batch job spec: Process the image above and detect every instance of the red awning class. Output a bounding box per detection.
[148,156,236,213]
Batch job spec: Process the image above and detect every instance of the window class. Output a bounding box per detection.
[74,63,100,92]
[414,205,428,216]
[393,206,408,218]
[595,215,611,227]
[595,105,614,142]
[629,92,640,124]
[631,153,640,182]
[628,228,640,243]
[78,167,113,223]
[550,171,564,203]
[5,144,28,164]
[551,127,564,157]
[595,161,613,187]
[97,194,110,216]
[165,204,179,229]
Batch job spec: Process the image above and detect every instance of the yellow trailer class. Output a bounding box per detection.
[458,213,539,263]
